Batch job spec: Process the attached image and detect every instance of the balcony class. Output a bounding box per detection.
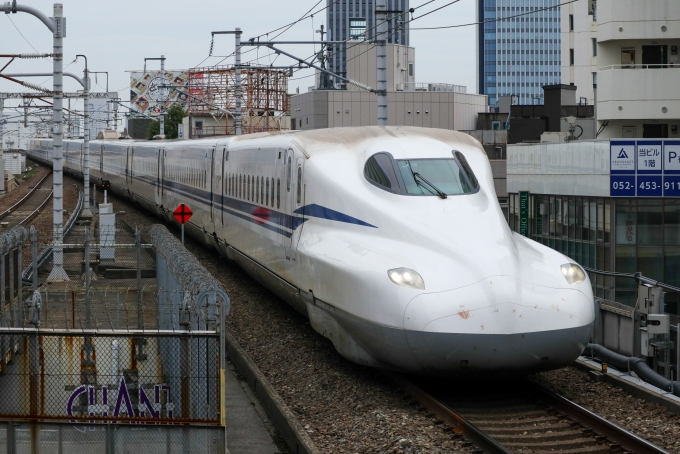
[597,0,680,41]
[596,65,680,120]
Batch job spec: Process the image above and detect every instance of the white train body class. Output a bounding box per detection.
[29,126,594,376]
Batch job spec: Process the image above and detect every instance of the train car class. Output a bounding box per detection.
[29,126,595,377]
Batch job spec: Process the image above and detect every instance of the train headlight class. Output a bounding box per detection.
[387,268,425,290]
[561,263,586,286]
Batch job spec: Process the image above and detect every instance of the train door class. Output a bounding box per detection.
[156,147,165,205]
[284,148,305,261]
[210,146,216,221]
[130,147,135,186]
[220,147,227,225]
[99,144,104,180]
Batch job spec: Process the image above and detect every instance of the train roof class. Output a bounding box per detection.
[33,126,485,156]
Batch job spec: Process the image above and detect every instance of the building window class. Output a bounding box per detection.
[570,49,574,65]
[349,19,367,40]
[592,72,597,87]
[408,63,414,77]
[491,121,501,130]
[569,14,574,31]
[592,38,597,57]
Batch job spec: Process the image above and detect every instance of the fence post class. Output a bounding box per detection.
[220,289,227,447]
[7,421,14,454]
[593,298,602,345]
[31,227,38,291]
[135,228,146,361]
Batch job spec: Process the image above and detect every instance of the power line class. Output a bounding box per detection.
[5,15,49,59]
[411,0,579,30]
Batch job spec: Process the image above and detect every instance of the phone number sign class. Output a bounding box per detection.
[610,141,680,197]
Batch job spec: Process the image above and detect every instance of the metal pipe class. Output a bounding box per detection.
[2,2,55,32]
[376,0,388,126]
[1,72,85,88]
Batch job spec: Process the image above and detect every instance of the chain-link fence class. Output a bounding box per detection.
[0,213,229,453]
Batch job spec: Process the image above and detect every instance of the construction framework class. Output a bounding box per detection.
[186,65,289,136]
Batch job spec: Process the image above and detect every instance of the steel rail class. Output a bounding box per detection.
[385,372,512,454]
[0,170,52,221]
[18,189,52,226]
[389,372,670,454]
[529,381,669,454]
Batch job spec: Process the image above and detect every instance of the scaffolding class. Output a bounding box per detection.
[186,65,289,136]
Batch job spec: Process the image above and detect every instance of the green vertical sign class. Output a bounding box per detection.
[519,191,529,237]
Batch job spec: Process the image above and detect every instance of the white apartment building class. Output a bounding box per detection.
[562,0,680,139]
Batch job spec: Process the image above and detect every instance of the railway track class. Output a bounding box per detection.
[0,171,53,228]
[389,373,669,454]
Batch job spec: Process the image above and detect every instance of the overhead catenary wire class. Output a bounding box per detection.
[286,0,453,83]
[411,0,579,30]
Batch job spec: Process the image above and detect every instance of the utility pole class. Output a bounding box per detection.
[76,54,93,219]
[376,0,388,126]
[144,56,167,136]
[2,2,70,279]
[160,55,165,136]
[316,25,333,90]
[211,30,242,135]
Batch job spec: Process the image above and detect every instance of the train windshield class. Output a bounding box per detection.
[397,158,477,195]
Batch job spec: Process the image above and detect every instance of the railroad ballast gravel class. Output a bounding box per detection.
[14,182,678,454]
[534,367,680,453]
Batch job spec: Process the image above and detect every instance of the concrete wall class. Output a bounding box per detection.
[561,0,598,104]
[290,90,488,131]
[508,140,611,197]
[346,43,415,91]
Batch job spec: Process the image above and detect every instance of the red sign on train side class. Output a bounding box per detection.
[173,204,193,224]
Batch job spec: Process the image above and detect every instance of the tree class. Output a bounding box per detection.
[146,104,186,139]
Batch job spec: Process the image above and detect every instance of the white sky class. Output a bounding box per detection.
[0,0,477,140]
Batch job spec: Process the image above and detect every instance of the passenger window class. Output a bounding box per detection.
[247,175,250,200]
[266,178,270,206]
[256,176,259,203]
[296,167,302,205]
[287,157,292,192]
[364,153,400,189]
[277,179,281,208]
[260,177,264,205]
[454,151,479,191]
[271,178,275,207]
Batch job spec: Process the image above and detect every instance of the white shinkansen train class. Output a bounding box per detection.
[29,126,594,376]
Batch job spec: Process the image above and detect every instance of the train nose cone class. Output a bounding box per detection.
[403,276,594,376]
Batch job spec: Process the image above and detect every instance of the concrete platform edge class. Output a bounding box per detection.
[573,358,680,416]
[225,331,320,454]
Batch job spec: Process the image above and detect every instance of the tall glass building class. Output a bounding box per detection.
[327,0,409,85]
[477,0,562,106]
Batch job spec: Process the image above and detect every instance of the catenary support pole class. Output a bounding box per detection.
[160,55,165,136]
[48,3,68,281]
[375,0,388,126]
[235,30,242,135]
[77,55,93,218]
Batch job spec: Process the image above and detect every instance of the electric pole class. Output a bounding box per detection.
[376,0,388,126]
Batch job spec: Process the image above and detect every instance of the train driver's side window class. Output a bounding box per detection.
[364,153,400,191]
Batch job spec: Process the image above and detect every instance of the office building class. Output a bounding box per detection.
[563,0,680,138]
[291,43,486,132]
[477,0,562,106]
[327,0,410,86]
